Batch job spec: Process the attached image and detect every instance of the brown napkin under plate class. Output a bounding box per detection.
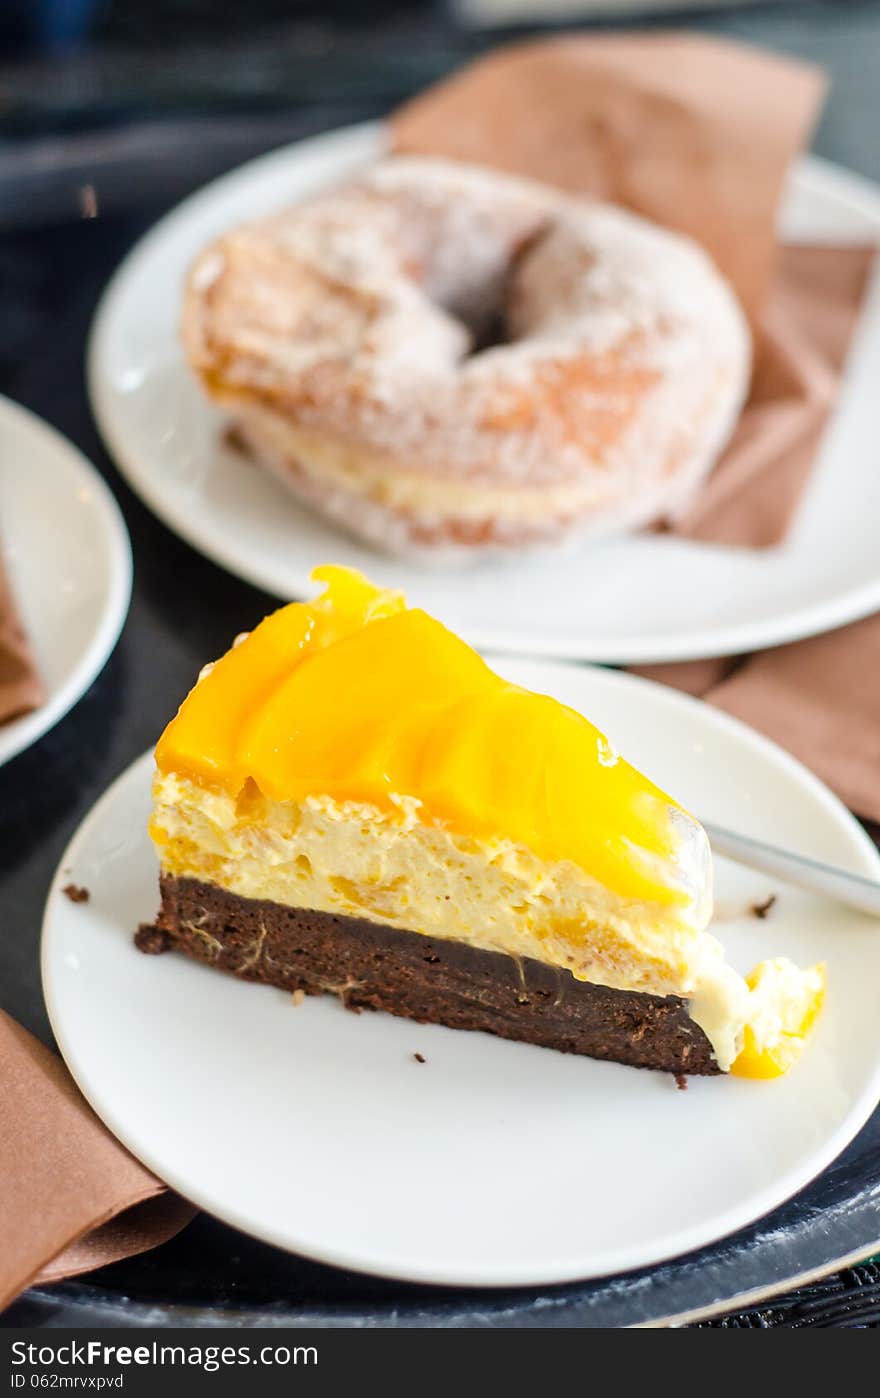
[667,243,875,547]
[0,1010,195,1311]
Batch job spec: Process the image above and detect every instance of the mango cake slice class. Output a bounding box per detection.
[142,565,823,1078]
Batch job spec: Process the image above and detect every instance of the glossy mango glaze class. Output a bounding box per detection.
[155,566,698,908]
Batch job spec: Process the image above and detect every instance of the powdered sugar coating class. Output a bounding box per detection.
[182,156,751,554]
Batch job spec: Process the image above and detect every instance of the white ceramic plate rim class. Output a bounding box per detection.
[41,664,880,1287]
[0,397,132,768]
[88,122,880,664]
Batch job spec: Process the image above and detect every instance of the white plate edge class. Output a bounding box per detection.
[0,397,133,767]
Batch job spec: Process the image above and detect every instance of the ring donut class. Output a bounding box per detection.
[183,157,751,559]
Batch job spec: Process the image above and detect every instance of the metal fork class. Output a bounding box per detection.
[703,822,880,919]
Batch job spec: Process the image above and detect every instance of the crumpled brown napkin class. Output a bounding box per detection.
[392,32,874,549]
[0,546,44,724]
[667,243,875,547]
[0,1010,195,1312]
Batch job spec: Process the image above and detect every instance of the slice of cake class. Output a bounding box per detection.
[141,565,824,1078]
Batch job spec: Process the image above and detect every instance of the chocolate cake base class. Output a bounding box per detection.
[138,874,719,1075]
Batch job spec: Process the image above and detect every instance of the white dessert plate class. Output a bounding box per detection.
[88,122,880,664]
[0,396,132,768]
[42,660,880,1288]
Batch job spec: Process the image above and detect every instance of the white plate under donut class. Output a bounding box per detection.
[88,123,880,664]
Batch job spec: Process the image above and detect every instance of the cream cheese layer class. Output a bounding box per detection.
[151,772,752,1069]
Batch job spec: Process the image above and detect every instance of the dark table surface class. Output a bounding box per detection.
[2,0,879,1328]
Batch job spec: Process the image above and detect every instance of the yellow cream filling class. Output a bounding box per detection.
[226,401,614,521]
[152,776,710,996]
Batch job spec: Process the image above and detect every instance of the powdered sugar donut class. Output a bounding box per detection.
[182,157,750,559]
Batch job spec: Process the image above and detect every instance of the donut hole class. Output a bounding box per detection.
[466,302,511,357]
[429,271,516,359]
[421,223,553,361]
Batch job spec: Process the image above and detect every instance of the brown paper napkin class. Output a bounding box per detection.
[391,32,876,548]
[666,244,875,547]
[0,546,44,724]
[0,1010,195,1311]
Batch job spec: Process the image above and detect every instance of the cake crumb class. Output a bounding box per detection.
[674,1073,688,1091]
[222,423,251,457]
[79,183,98,219]
[413,1052,426,1064]
[62,884,90,904]
[750,894,777,920]
[134,923,170,955]
[291,988,306,1007]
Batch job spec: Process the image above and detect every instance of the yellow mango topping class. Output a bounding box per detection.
[155,565,704,907]
[731,959,826,1079]
[155,565,405,788]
